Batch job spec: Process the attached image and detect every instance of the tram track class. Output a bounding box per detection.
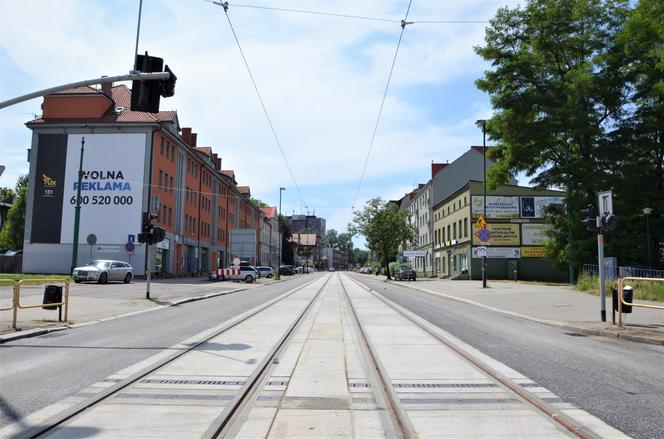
[15,275,330,439]
[342,273,602,439]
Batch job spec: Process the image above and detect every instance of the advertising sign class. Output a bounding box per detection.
[521,223,550,246]
[472,223,520,246]
[472,196,519,219]
[521,247,546,257]
[60,134,146,244]
[472,247,521,258]
[520,197,565,218]
[403,250,426,257]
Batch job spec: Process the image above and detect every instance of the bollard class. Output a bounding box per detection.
[513,269,518,282]
[622,285,633,314]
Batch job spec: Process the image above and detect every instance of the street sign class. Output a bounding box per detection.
[128,234,135,243]
[125,242,135,253]
[86,234,97,245]
[475,246,487,257]
[475,215,487,229]
[598,191,613,217]
[232,256,241,266]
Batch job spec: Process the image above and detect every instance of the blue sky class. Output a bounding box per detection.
[0,0,523,247]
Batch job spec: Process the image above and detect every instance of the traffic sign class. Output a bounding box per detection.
[128,234,135,243]
[86,234,97,245]
[476,228,491,243]
[232,256,241,266]
[475,246,487,257]
[475,215,487,229]
[125,242,135,254]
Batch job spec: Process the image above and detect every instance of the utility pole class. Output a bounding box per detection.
[476,119,488,288]
[70,137,85,274]
[597,224,606,323]
[278,187,285,279]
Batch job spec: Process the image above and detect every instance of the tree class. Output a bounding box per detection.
[352,198,414,279]
[279,215,295,265]
[352,248,368,266]
[322,229,339,249]
[0,175,28,250]
[0,187,16,205]
[250,197,269,209]
[475,0,630,270]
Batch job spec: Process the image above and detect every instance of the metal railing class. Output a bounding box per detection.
[582,264,664,280]
[617,277,664,328]
[1,279,70,329]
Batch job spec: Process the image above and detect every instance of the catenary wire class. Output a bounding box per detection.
[212,1,307,209]
[351,0,413,216]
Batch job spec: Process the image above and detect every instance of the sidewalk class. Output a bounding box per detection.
[384,277,664,346]
[0,277,266,340]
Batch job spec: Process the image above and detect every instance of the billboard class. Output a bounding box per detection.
[521,247,546,258]
[521,223,551,245]
[472,223,520,246]
[472,247,521,258]
[520,197,565,218]
[60,133,146,244]
[472,196,520,219]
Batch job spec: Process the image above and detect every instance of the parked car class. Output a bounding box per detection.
[395,265,416,281]
[359,267,372,274]
[279,265,295,276]
[73,260,133,284]
[239,265,259,283]
[328,267,335,272]
[256,266,274,278]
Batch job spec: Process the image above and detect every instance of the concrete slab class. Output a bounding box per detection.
[268,409,353,438]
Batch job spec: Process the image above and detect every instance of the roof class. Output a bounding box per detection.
[290,233,317,246]
[261,207,278,219]
[238,186,250,194]
[28,84,178,125]
[221,170,235,178]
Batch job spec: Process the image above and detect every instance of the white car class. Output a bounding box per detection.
[73,260,133,284]
[256,266,274,278]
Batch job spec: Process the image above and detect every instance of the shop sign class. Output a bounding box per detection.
[472,223,520,246]
[520,197,565,218]
[156,238,170,250]
[95,245,120,253]
[521,223,550,245]
[472,196,519,219]
[403,250,426,257]
[521,247,547,257]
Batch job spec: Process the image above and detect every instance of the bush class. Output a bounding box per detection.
[576,272,664,302]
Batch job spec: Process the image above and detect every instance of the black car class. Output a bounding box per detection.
[395,266,416,281]
[279,265,296,276]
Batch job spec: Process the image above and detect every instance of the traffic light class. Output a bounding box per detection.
[138,212,165,244]
[602,214,618,231]
[131,52,177,113]
[580,204,598,231]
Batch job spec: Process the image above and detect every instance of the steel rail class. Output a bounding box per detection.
[16,275,323,439]
[343,274,600,439]
[338,275,418,439]
[203,274,333,438]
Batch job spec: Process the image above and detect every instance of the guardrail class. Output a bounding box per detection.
[583,264,664,280]
[617,277,664,328]
[1,279,70,329]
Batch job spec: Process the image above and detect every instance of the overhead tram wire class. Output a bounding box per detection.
[211,1,307,208]
[350,0,414,216]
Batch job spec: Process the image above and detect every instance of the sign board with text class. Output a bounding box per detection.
[521,223,550,246]
[520,197,565,218]
[403,250,427,258]
[473,223,520,246]
[521,247,546,257]
[472,196,520,219]
[472,247,521,258]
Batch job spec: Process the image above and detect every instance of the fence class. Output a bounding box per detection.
[1,279,70,329]
[582,264,664,280]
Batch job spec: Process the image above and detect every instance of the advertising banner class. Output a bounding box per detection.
[31,134,69,243]
[472,196,520,219]
[472,223,520,246]
[403,250,426,257]
[521,223,551,245]
[520,197,565,218]
[472,247,521,258]
[521,247,547,257]
[60,134,146,244]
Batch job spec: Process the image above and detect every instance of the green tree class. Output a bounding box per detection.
[475,0,630,270]
[352,248,368,266]
[352,198,414,279]
[0,175,28,250]
[0,187,16,205]
[250,197,269,209]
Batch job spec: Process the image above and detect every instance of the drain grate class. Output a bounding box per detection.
[257,395,281,401]
[117,393,234,401]
[564,332,587,337]
[394,383,499,389]
[349,383,370,388]
[141,379,245,386]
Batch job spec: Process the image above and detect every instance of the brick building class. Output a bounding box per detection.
[22,83,262,276]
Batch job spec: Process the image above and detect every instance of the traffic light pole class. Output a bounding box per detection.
[598,228,606,322]
[70,137,85,274]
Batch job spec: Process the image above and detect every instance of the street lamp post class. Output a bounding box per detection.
[475,119,488,288]
[278,187,285,279]
[643,207,653,269]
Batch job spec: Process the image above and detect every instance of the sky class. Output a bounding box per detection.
[0,0,524,247]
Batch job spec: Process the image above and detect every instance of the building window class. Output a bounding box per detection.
[458,220,462,238]
[464,218,468,238]
[169,176,173,192]
[170,144,175,161]
[453,223,457,240]
[160,139,164,155]
[159,170,163,187]
[168,207,172,225]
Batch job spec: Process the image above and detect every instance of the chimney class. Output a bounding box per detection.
[191,133,197,148]
[431,162,447,179]
[101,78,112,97]
[181,127,192,146]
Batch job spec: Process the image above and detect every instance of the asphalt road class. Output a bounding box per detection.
[0,274,318,428]
[349,274,664,439]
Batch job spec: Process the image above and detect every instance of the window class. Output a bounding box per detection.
[162,205,167,223]
[453,223,457,240]
[159,170,163,187]
[168,207,172,225]
[169,176,173,192]
[160,139,164,155]
[464,218,468,238]
[442,227,445,243]
[170,144,175,161]
[458,220,462,238]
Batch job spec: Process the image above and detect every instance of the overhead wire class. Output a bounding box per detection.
[350,0,414,216]
[212,1,307,209]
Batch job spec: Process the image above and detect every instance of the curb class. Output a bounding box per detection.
[384,279,664,347]
[0,284,253,344]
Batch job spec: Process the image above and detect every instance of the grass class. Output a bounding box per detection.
[0,274,71,284]
[575,272,664,302]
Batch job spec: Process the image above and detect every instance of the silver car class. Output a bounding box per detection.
[73,259,133,284]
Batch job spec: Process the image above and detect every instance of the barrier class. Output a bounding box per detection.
[217,268,241,280]
[617,277,664,328]
[8,279,70,329]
